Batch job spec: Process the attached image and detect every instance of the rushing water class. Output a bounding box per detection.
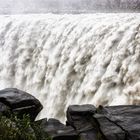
[0,13,140,121]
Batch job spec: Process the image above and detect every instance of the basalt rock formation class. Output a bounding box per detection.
[0,88,43,121]
[0,88,140,140]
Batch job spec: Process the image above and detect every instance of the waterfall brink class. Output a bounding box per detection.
[0,13,140,121]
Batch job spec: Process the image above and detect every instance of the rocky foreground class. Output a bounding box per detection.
[0,88,140,140]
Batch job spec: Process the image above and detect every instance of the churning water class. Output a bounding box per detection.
[0,13,140,121]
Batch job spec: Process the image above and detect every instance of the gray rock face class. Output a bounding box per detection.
[0,88,43,120]
[66,104,96,130]
[38,118,79,140]
[94,106,126,140]
[67,105,140,140]
[67,105,105,140]
[95,105,140,140]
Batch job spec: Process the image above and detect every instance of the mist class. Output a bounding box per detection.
[0,0,140,14]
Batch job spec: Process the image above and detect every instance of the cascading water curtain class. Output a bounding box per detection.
[0,13,140,121]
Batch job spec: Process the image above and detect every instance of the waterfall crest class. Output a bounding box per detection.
[0,13,140,121]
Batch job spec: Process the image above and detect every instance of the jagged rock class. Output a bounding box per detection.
[95,105,140,140]
[93,113,125,140]
[66,104,105,140]
[0,88,43,120]
[66,104,96,130]
[38,118,79,140]
[35,118,48,126]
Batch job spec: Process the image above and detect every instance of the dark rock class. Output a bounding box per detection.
[67,105,140,140]
[66,104,96,130]
[0,102,10,115]
[0,88,43,120]
[39,118,79,140]
[93,113,125,140]
[96,105,140,140]
[66,104,105,140]
[35,118,48,126]
[79,129,104,140]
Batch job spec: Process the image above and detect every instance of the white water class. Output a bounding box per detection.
[0,13,140,121]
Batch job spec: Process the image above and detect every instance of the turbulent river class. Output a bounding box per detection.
[0,13,140,121]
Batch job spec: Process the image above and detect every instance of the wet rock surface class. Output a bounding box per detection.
[41,118,79,140]
[67,105,105,140]
[0,88,43,120]
[0,88,140,140]
[96,105,140,140]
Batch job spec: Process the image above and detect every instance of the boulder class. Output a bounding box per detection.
[93,113,125,140]
[66,104,105,140]
[39,118,79,140]
[0,88,43,120]
[66,104,96,130]
[95,105,140,140]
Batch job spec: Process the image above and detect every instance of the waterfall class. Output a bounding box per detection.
[0,13,140,121]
